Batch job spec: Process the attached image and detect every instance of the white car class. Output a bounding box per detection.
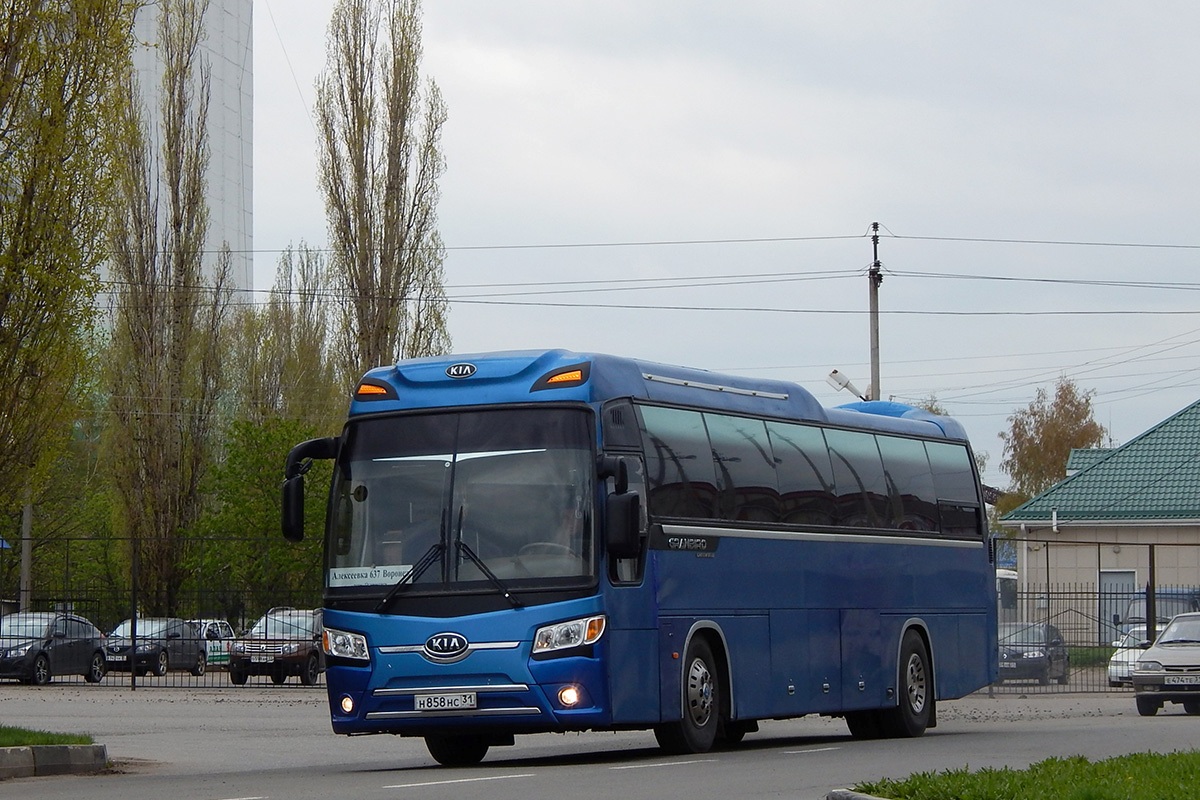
[1132,612,1200,716]
[1107,625,1147,686]
[188,619,237,670]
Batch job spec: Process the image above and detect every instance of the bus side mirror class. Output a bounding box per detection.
[605,492,641,559]
[597,455,628,494]
[282,476,305,542]
[282,437,337,542]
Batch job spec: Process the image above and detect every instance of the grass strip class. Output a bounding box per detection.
[0,725,93,747]
[856,751,1200,800]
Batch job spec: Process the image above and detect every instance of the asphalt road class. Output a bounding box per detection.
[2,684,1198,799]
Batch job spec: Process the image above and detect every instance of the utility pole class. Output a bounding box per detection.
[868,222,883,401]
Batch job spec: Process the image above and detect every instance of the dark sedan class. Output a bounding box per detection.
[0,611,107,685]
[106,617,207,677]
[997,622,1070,685]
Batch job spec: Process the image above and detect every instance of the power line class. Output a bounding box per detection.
[883,232,1200,250]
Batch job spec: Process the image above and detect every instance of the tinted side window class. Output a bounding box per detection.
[926,441,983,538]
[704,413,780,522]
[926,441,979,503]
[765,421,835,526]
[877,435,938,532]
[825,429,890,528]
[639,406,717,519]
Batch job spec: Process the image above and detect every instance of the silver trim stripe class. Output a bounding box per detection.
[378,641,521,656]
[661,523,985,549]
[365,707,541,720]
[373,683,529,696]
[642,372,789,400]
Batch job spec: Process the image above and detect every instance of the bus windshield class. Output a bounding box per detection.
[327,407,596,595]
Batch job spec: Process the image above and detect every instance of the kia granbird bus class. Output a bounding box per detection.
[282,350,997,765]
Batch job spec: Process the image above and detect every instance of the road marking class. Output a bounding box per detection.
[383,773,535,789]
[610,759,718,770]
[784,746,840,754]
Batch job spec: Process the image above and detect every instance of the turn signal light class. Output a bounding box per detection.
[547,369,583,385]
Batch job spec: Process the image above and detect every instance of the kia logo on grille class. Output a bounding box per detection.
[445,363,477,379]
[424,632,469,661]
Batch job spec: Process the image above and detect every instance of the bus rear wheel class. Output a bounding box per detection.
[654,636,720,754]
[425,734,489,766]
[879,629,932,738]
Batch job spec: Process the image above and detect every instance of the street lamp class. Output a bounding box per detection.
[826,369,867,402]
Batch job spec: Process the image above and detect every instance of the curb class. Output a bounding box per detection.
[0,744,108,780]
[827,790,889,800]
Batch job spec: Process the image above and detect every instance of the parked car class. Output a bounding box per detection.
[1108,625,1148,687]
[0,611,107,685]
[228,607,324,686]
[1115,588,1200,635]
[106,618,207,677]
[188,618,236,669]
[1132,611,1200,716]
[997,622,1070,685]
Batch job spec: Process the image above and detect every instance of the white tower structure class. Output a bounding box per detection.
[132,0,253,291]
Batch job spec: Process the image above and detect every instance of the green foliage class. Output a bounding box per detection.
[1069,645,1116,669]
[856,752,1200,800]
[0,726,92,747]
[190,418,326,622]
[997,377,1105,513]
[0,0,135,515]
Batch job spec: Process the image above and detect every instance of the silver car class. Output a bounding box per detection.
[1107,625,1147,687]
[1131,612,1200,716]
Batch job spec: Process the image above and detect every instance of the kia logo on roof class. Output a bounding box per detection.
[424,632,469,662]
[446,363,477,379]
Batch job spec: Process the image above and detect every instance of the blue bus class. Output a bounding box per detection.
[282,349,996,765]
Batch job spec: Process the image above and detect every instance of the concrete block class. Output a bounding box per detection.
[29,744,108,776]
[0,747,35,780]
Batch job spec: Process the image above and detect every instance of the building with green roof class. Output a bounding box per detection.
[999,399,1200,643]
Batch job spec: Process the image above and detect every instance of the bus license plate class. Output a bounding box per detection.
[415,692,477,711]
[1164,675,1200,685]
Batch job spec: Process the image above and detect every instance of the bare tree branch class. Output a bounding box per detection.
[316,0,450,384]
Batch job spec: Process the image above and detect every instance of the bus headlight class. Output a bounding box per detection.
[323,627,369,661]
[533,615,606,654]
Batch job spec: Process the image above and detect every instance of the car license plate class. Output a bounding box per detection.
[414,692,477,711]
[108,654,127,662]
[251,655,273,663]
[999,661,1016,669]
[1164,675,1200,685]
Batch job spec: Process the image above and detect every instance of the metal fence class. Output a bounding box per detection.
[0,564,1167,694]
[990,582,1162,695]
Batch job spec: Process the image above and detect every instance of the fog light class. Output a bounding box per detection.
[340,695,355,714]
[558,685,581,707]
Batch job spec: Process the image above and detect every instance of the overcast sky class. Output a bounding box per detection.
[252,1,1200,489]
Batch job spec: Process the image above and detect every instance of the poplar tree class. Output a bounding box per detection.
[315,0,451,384]
[107,0,231,615]
[0,1,134,517]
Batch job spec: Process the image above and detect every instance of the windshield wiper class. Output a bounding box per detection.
[451,504,522,608]
[457,539,523,608]
[374,542,444,613]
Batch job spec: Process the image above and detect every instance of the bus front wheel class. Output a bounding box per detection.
[425,734,489,766]
[880,629,932,738]
[654,636,720,754]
